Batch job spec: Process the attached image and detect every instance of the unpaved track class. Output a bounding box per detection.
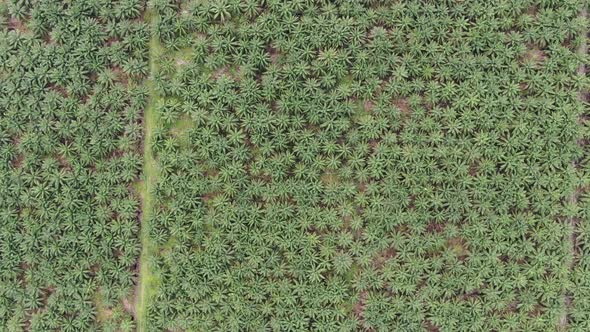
[559,3,587,330]
[136,8,162,332]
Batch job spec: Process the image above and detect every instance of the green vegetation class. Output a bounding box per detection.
[143,0,589,331]
[0,0,147,330]
[1,0,590,331]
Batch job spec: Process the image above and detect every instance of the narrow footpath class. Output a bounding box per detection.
[559,3,587,330]
[136,8,162,332]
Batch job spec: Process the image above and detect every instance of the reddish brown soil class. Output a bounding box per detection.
[393,98,412,117]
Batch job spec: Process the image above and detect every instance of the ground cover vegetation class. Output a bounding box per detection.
[143,0,590,331]
[1,0,590,331]
[0,0,148,330]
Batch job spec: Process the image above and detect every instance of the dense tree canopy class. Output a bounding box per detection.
[0,0,147,330]
[143,0,589,331]
[1,0,589,331]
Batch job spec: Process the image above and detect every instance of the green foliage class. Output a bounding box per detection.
[142,0,589,331]
[1,0,589,330]
[0,0,147,330]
